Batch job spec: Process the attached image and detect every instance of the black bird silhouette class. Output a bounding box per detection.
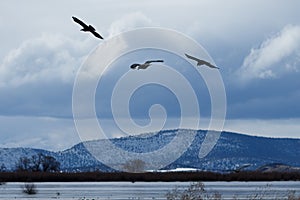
[130,60,164,70]
[185,53,219,69]
[72,16,103,39]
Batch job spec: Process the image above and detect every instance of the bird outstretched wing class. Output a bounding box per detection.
[72,16,88,29]
[205,62,219,69]
[145,60,164,64]
[185,53,199,62]
[197,59,219,69]
[185,53,219,69]
[88,25,96,31]
[91,31,104,39]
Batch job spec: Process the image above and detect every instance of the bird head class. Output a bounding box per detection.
[130,64,139,69]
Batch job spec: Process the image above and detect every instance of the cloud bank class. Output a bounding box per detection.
[1,1,300,150]
[108,12,155,37]
[0,34,95,87]
[0,33,97,117]
[237,25,300,81]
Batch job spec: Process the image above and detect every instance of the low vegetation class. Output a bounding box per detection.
[0,171,299,182]
[16,153,60,172]
[22,182,37,195]
[288,191,300,200]
[166,182,222,200]
[166,182,300,200]
[123,159,146,172]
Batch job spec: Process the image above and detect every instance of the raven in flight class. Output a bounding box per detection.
[185,53,219,69]
[130,60,164,70]
[72,16,103,39]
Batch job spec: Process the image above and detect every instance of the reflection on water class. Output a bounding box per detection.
[0,181,299,199]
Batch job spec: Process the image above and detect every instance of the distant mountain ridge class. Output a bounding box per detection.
[0,129,299,172]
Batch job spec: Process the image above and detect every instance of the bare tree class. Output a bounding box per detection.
[123,159,146,172]
[16,157,31,171]
[15,153,60,172]
[30,154,43,172]
[0,164,6,172]
[23,182,37,195]
[41,155,60,172]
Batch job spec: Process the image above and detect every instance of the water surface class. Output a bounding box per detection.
[0,181,299,199]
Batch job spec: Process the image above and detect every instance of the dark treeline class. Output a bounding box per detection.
[1,171,300,182]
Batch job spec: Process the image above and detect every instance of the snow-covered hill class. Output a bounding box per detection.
[1,129,299,172]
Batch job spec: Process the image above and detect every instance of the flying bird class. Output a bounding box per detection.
[185,53,219,69]
[130,60,164,70]
[72,16,103,39]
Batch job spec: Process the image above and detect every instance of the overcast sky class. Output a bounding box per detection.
[0,0,300,151]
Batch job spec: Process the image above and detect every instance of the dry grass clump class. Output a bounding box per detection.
[22,182,37,195]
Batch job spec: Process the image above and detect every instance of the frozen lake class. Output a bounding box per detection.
[0,181,299,199]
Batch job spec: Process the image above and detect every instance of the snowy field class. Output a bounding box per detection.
[0,181,299,199]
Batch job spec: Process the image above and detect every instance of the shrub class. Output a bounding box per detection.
[123,159,146,172]
[22,182,37,195]
[288,190,300,200]
[166,182,222,200]
[16,153,60,172]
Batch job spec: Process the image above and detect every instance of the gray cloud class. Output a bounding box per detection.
[1,0,300,149]
[218,24,300,121]
[224,118,300,138]
[0,34,95,86]
[237,25,300,82]
[108,12,156,37]
[0,33,96,117]
[0,116,80,151]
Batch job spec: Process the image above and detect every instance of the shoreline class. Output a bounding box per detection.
[1,171,300,182]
